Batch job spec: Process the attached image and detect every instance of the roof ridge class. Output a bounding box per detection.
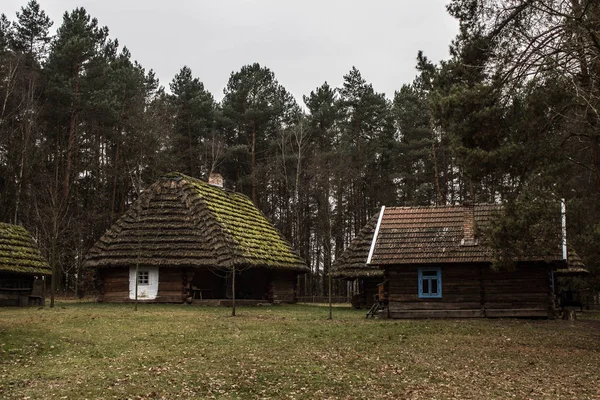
[385,203,501,210]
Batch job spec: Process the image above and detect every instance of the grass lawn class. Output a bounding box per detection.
[1,302,599,399]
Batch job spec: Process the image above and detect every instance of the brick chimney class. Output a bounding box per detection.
[208,173,223,188]
[461,202,477,246]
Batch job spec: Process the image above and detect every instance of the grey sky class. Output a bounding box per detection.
[4,0,459,103]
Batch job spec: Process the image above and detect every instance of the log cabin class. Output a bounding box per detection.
[83,173,307,304]
[334,204,566,318]
[0,223,50,306]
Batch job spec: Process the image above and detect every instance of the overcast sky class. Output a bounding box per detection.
[4,0,459,103]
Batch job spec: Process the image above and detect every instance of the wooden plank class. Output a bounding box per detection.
[485,309,550,318]
[485,293,548,301]
[389,294,481,302]
[158,268,182,300]
[484,302,549,309]
[389,301,482,311]
[389,309,484,319]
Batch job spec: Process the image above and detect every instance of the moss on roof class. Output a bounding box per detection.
[0,223,51,275]
[84,173,307,271]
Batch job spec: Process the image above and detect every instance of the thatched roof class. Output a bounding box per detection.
[0,223,51,275]
[84,173,307,271]
[556,249,589,276]
[331,214,383,279]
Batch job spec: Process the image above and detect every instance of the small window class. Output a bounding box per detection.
[418,267,442,298]
[137,271,149,285]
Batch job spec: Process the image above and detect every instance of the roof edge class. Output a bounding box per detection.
[366,206,385,265]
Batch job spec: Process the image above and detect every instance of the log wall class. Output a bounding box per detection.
[100,267,184,303]
[0,273,45,307]
[99,267,302,304]
[270,271,298,303]
[386,263,552,318]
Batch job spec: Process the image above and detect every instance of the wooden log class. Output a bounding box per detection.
[388,309,484,318]
[485,309,550,318]
[389,301,482,311]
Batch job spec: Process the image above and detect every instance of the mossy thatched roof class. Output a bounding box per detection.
[331,214,383,279]
[0,223,51,275]
[84,173,307,271]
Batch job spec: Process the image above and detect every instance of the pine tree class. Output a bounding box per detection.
[221,63,299,205]
[12,0,52,59]
[44,7,109,201]
[169,66,216,178]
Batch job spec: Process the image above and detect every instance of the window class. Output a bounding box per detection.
[137,270,149,285]
[418,267,442,298]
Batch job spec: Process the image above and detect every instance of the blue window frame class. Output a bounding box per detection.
[418,267,442,298]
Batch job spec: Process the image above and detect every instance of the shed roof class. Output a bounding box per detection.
[83,173,307,271]
[0,223,51,275]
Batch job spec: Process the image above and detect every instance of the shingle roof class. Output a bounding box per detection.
[370,204,502,265]
[334,204,564,272]
[331,214,382,278]
[83,173,307,271]
[0,223,51,275]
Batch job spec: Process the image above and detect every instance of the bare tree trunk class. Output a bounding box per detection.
[62,65,81,201]
[110,139,120,219]
[231,265,236,316]
[251,126,257,204]
[188,121,194,176]
[0,56,21,120]
[50,228,57,308]
[431,132,444,205]
[328,271,332,320]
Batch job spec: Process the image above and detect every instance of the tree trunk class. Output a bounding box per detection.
[188,120,194,176]
[231,266,236,316]
[62,65,81,201]
[251,126,257,204]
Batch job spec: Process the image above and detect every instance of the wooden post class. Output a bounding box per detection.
[134,263,139,312]
[50,233,56,308]
[232,265,236,317]
[479,264,485,317]
[328,272,332,320]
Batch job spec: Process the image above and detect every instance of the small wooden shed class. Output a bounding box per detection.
[331,214,383,309]
[335,204,565,318]
[0,223,50,306]
[83,173,307,304]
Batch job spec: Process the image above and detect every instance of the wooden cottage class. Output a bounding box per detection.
[335,204,565,318]
[0,223,50,306]
[83,173,307,304]
[331,215,383,309]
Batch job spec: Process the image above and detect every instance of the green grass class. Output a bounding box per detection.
[1,303,599,399]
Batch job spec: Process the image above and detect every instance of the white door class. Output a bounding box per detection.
[129,267,159,300]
